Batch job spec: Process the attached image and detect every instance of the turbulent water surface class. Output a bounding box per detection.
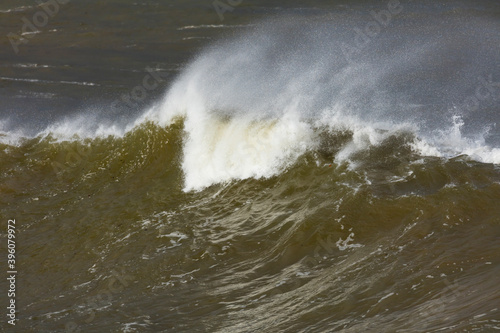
[1,0,500,332]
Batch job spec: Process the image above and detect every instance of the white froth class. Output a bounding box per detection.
[3,18,500,190]
[181,112,314,191]
[411,116,500,164]
[41,114,129,141]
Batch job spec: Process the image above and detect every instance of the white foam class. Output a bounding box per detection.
[138,20,500,190]
[181,113,314,191]
[40,112,130,141]
[0,119,30,145]
[4,17,500,191]
[411,116,500,164]
[141,54,320,191]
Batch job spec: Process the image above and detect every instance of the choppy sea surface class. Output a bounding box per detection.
[1,0,500,332]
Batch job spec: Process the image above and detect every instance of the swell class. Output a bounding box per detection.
[3,118,500,332]
[2,13,500,191]
[3,118,500,199]
[137,13,500,190]
[2,5,500,333]
[0,122,184,212]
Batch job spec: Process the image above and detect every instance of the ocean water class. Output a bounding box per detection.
[1,0,500,332]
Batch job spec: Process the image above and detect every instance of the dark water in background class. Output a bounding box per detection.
[1,0,500,332]
[0,0,354,134]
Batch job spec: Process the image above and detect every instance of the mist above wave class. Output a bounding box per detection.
[3,9,499,191]
[140,12,500,190]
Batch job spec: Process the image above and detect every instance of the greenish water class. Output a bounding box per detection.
[1,1,500,332]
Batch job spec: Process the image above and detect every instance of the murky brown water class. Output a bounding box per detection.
[1,1,500,332]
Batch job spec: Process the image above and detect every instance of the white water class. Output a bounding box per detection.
[2,15,499,191]
[138,16,500,190]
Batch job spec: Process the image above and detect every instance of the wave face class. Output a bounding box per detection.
[4,119,500,332]
[3,6,500,333]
